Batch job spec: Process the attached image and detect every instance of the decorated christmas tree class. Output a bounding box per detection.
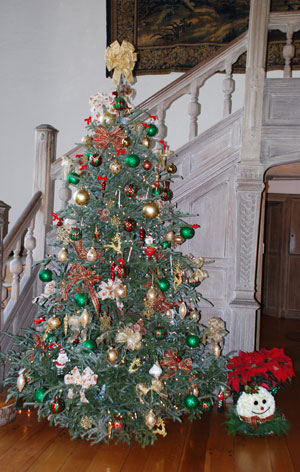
[2,41,229,446]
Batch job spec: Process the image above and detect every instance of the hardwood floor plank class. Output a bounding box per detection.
[234,436,273,472]
[26,429,78,472]
[120,442,152,472]
[265,435,294,472]
[178,411,211,472]
[84,441,132,472]
[0,417,61,472]
[203,408,234,472]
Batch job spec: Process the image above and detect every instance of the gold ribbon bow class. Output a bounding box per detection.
[61,264,101,313]
[203,316,227,344]
[136,379,168,404]
[105,40,137,84]
[115,326,142,351]
[161,349,193,379]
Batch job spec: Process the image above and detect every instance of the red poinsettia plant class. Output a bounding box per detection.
[227,348,295,396]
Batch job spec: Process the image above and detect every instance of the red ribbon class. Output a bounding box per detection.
[159,140,167,150]
[97,176,107,181]
[62,264,101,313]
[192,224,200,229]
[34,316,45,325]
[93,125,126,151]
[161,349,193,378]
[239,414,274,428]
[141,122,150,128]
[84,116,92,125]
[116,149,125,156]
[149,115,157,121]
[75,154,83,158]
[80,164,87,170]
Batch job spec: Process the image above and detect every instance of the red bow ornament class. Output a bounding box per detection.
[93,125,126,152]
[161,349,193,379]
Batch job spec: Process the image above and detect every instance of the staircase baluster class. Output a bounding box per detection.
[59,180,72,209]
[188,81,200,140]
[10,240,22,302]
[156,103,167,142]
[283,24,295,78]
[24,223,36,277]
[223,62,235,118]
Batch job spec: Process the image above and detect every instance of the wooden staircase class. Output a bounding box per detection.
[1,1,300,373]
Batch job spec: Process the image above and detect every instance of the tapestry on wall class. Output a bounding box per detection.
[106,0,300,75]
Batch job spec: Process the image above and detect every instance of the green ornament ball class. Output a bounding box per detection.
[66,172,80,185]
[39,269,53,282]
[82,339,97,351]
[157,278,170,292]
[125,153,140,168]
[69,227,82,241]
[74,293,88,307]
[186,334,200,348]
[180,226,195,239]
[184,394,198,410]
[147,124,158,137]
[161,241,171,249]
[152,186,162,196]
[34,388,47,403]
[45,333,55,343]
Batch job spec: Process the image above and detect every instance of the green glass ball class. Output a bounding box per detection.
[157,278,170,292]
[39,269,53,282]
[161,241,171,249]
[34,388,46,403]
[186,334,200,348]
[82,339,97,351]
[45,333,55,343]
[74,293,88,307]
[152,186,162,196]
[125,154,140,168]
[66,172,80,185]
[180,226,195,239]
[147,124,158,137]
[184,394,198,410]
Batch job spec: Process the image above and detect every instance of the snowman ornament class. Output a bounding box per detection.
[236,386,275,426]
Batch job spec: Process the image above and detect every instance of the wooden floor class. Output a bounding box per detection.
[1,314,300,472]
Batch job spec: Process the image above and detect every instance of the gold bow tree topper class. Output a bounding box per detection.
[105,40,137,85]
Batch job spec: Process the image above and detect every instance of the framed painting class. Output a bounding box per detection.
[107,0,300,75]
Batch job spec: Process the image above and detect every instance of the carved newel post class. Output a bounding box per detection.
[33,125,58,260]
[230,0,270,352]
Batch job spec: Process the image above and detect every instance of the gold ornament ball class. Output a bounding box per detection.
[122,137,132,147]
[106,348,119,363]
[100,112,115,126]
[146,286,157,302]
[165,231,175,242]
[80,308,91,328]
[48,316,61,330]
[109,160,122,175]
[114,284,127,299]
[81,135,93,145]
[86,247,98,262]
[179,302,187,319]
[189,310,200,322]
[166,163,177,174]
[57,247,68,262]
[192,386,199,397]
[73,188,90,206]
[141,137,152,148]
[142,201,160,219]
[174,235,185,245]
[145,410,157,429]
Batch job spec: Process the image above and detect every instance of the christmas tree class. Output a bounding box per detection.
[2,41,229,446]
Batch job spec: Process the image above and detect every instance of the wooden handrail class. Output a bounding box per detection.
[137,32,248,112]
[3,191,42,261]
[269,11,300,31]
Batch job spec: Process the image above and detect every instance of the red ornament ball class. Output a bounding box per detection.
[114,263,128,279]
[89,153,102,167]
[50,397,64,414]
[145,246,156,256]
[143,160,152,170]
[161,188,173,201]
[154,326,166,339]
[123,217,137,232]
[112,417,123,431]
[124,184,138,197]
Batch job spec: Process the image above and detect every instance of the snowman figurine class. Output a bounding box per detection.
[236,386,275,426]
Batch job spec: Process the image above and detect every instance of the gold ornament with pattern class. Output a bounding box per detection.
[111,215,121,226]
[99,312,112,331]
[80,416,93,430]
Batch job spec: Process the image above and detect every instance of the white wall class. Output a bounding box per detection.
[0,0,295,228]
